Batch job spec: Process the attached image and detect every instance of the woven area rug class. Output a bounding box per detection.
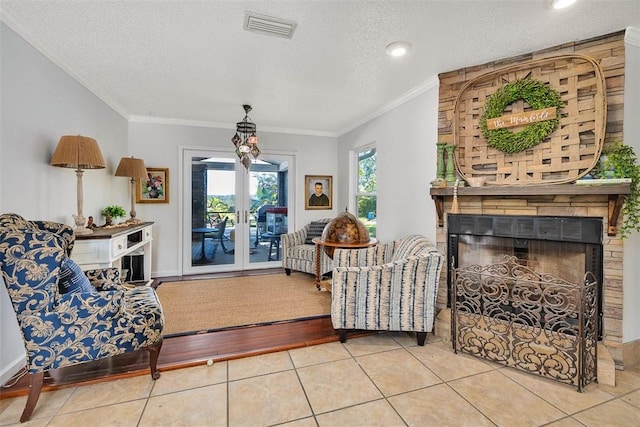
[155,273,331,336]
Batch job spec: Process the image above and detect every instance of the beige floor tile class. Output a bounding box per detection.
[500,368,616,414]
[356,348,442,396]
[288,341,351,368]
[139,383,226,426]
[316,399,406,427]
[622,388,640,408]
[387,331,420,347]
[573,398,640,426]
[151,362,227,396]
[47,400,146,427]
[342,333,402,357]
[388,384,494,427]
[543,417,586,427]
[57,375,154,414]
[597,367,640,397]
[0,388,74,424]
[228,370,311,426]
[228,350,293,381]
[449,370,565,426]
[297,358,382,414]
[7,417,51,427]
[407,340,494,381]
[278,416,318,427]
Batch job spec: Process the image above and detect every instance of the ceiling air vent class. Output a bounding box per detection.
[244,12,297,39]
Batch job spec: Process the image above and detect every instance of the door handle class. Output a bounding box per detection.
[244,210,248,224]
[237,211,240,224]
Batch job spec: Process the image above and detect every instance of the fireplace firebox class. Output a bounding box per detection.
[447,214,603,338]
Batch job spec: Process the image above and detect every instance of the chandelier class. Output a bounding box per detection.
[231,104,260,170]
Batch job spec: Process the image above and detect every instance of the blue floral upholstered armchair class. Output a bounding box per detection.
[0,214,164,422]
[330,235,444,346]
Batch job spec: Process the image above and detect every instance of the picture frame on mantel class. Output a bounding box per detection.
[305,175,332,210]
[137,167,169,204]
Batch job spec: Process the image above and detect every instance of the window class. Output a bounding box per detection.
[356,146,377,237]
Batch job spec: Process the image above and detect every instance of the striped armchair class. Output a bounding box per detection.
[281,219,334,278]
[331,235,444,346]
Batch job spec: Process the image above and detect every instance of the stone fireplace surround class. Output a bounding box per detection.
[430,183,631,372]
[432,30,638,373]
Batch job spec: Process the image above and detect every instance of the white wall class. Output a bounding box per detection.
[0,22,130,383]
[623,28,640,343]
[337,82,440,243]
[0,23,130,220]
[128,122,338,277]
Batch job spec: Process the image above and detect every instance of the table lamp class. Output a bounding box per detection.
[50,135,106,235]
[115,156,148,223]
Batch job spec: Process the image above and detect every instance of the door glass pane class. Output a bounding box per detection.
[190,156,236,267]
[249,160,288,264]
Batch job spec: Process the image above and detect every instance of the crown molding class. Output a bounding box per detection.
[625,26,640,47]
[0,8,130,120]
[129,115,337,138]
[337,75,439,136]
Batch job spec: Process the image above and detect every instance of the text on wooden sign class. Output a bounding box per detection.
[486,107,557,130]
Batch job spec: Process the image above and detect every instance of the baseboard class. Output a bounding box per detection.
[0,354,26,386]
[622,339,640,368]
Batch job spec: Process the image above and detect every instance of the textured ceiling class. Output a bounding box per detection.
[1,0,639,136]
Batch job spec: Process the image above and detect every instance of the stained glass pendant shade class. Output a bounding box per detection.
[231,104,260,170]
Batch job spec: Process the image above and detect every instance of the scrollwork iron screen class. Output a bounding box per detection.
[452,256,598,392]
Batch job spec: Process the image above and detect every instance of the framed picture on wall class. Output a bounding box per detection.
[137,167,169,203]
[305,175,333,210]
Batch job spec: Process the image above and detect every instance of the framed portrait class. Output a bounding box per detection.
[137,167,169,204]
[305,175,333,210]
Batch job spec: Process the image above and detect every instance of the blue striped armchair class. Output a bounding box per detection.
[330,235,444,346]
[0,214,164,422]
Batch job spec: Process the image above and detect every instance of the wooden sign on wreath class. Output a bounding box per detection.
[453,54,606,185]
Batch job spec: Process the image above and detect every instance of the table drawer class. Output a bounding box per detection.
[111,236,128,258]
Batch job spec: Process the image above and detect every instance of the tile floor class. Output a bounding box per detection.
[1,333,640,426]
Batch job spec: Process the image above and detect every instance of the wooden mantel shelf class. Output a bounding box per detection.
[429,183,631,236]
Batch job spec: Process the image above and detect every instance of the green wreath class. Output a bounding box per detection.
[479,79,563,154]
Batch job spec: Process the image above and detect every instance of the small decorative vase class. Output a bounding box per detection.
[105,214,112,226]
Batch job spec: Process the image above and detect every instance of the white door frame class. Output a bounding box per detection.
[179,146,296,276]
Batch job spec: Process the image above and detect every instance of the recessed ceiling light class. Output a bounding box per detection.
[385,41,412,57]
[551,0,577,9]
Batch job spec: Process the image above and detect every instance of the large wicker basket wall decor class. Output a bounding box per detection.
[453,54,606,185]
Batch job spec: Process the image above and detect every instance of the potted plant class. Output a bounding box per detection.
[597,141,640,238]
[101,205,126,226]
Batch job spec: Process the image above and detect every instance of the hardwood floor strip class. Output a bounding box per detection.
[1,316,339,399]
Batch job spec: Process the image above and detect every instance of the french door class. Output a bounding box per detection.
[181,147,293,275]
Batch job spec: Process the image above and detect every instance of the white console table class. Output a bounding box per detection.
[72,222,153,284]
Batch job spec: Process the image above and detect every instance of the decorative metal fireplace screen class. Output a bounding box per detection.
[447,214,604,338]
[452,256,598,391]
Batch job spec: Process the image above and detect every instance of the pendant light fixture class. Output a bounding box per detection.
[231,104,260,170]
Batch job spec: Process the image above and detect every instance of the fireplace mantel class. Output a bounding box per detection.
[430,183,631,236]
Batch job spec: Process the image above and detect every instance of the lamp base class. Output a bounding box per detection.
[125,217,143,224]
[74,225,93,235]
[72,213,93,235]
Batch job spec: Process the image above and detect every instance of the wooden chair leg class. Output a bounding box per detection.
[20,372,44,423]
[146,338,163,380]
[416,332,427,346]
[338,329,348,343]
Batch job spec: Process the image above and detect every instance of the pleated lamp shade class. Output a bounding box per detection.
[115,157,147,178]
[50,135,106,169]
